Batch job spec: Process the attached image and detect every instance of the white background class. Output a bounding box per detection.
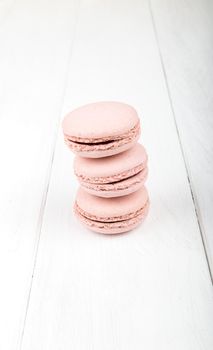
[0,0,213,349]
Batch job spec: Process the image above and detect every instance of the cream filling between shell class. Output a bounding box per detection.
[80,167,148,192]
[64,122,140,152]
[75,200,149,223]
[74,200,150,229]
[75,163,147,184]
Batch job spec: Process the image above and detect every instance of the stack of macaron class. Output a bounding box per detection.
[62,101,149,234]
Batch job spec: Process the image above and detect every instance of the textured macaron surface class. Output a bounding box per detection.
[74,187,149,234]
[79,167,148,198]
[74,143,147,183]
[74,143,148,197]
[62,102,140,157]
[75,186,149,221]
[62,101,139,140]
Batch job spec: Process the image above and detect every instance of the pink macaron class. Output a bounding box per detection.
[62,101,140,158]
[74,186,149,234]
[74,143,148,197]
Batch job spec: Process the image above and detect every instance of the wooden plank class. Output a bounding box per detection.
[21,0,213,349]
[0,1,79,349]
[149,0,213,274]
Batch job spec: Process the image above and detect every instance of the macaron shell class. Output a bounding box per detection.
[81,167,148,198]
[75,186,148,221]
[62,101,139,140]
[74,199,149,234]
[74,143,148,181]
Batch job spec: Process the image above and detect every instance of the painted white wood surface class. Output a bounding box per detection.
[18,1,213,350]
[150,0,213,274]
[0,1,79,349]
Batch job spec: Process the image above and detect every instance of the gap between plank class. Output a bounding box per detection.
[148,0,213,284]
[18,3,82,349]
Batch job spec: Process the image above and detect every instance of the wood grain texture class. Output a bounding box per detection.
[20,1,213,349]
[0,1,79,349]
[149,0,213,275]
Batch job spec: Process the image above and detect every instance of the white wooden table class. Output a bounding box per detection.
[0,1,213,349]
